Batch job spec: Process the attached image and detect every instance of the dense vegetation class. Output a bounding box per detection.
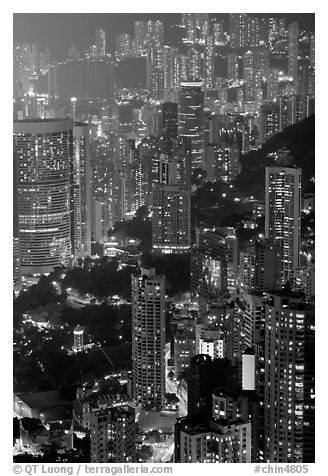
[141,252,191,297]
[235,114,315,196]
[110,205,152,252]
[62,259,137,301]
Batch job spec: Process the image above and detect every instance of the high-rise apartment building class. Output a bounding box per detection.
[162,102,178,152]
[213,21,225,45]
[90,406,136,462]
[187,47,202,81]
[214,227,239,294]
[263,292,313,462]
[288,22,299,92]
[227,53,239,81]
[152,146,191,254]
[182,13,209,45]
[90,137,115,242]
[310,34,315,68]
[243,51,255,102]
[116,34,131,59]
[216,143,241,182]
[239,241,281,294]
[134,21,147,54]
[267,68,280,101]
[174,415,251,462]
[204,35,215,90]
[131,268,165,410]
[229,14,248,49]
[152,183,191,254]
[163,46,180,93]
[178,80,205,170]
[191,229,228,303]
[72,123,91,256]
[95,27,106,57]
[146,20,164,47]
[198,326,225,360]
[247,17,261,47]
[13,118,73,275]
[147,45,164,101]
[278,95,307,131]
[13,237,21,289]
[258,103,280,144]
[243,48,268,104]
[265,165,301,284]
[302,305,315,463]
[237,292,266,352]
[174,327,196,379]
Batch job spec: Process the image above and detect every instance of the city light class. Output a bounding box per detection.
[13,11,315,466]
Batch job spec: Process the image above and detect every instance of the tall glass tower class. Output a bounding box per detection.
[13,118,73,275]
[131,267,165,410]
[95,27,106,57]
[288,22,299,92]
[178,80,205,170]
[265,164,301,285]
[73,123,91,257]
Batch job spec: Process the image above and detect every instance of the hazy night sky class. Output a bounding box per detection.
[13,13,315,60]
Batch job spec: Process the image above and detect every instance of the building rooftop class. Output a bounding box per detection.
[177,414,248,436]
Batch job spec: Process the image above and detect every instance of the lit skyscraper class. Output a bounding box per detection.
[213,21,225,45]
[278,95,306,131]
[190,229,228,303]
[162,102,178,152]
[72,123,91,256]
[13,118,73,275]
[238,241,281,294]
[265,165,301,284]
[187,47,202,81]
[178,80,205,170]
[31,43,39,74]
[179,54,189,81]
[134,21,148,54]
[147,45,164,100]
[174,416,251,462]
[131,267,165,410]
[204,35,215,90]
[243,51,255,102]
[258,103,280,144]
[116,33,131,59]
[21,42,33,73]
[152,152,191,254]
[263,292,313,462]
[90,406,136,462]
[310,34,315,68]
[288,22,299,91]
[152,183,191,254]
[95,27,106,57]
[182,13,209,45]
[243,48,268,104]
[227,53,239,81]
[267,67,280,101]
[247,17,260,47]
[146,20,164,46]
[163,45,180,93]
[229,14,248,48]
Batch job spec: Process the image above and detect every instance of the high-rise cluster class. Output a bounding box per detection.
[13,12,315,465]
